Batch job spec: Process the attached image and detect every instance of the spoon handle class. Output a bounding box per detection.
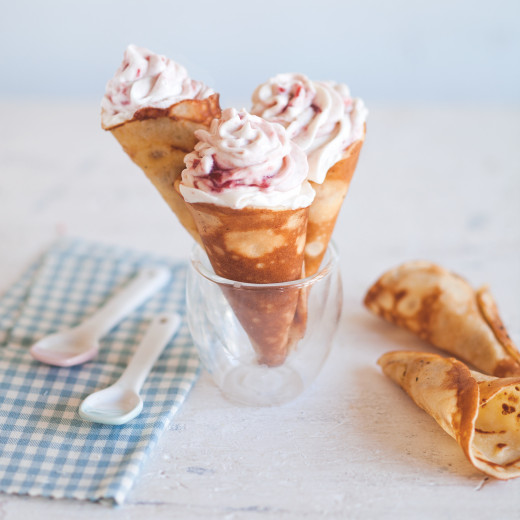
[80,267,171,339]
[118,313,182,392]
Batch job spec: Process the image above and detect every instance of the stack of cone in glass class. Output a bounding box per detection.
[104,73,364,367]
[180,128,365,366]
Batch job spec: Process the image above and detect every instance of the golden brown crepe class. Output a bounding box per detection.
[288,130,365,347]
[364,261,520,377]
[104,95,221,245]
[181,195,309,367]
[304,132,365,277]
[379,350,520,480]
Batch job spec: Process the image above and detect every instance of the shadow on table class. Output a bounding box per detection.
[344,363,483,482]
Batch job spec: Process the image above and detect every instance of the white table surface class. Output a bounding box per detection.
[0,101,519,518]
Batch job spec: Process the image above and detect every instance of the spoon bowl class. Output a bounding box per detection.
[31,330,100,367]
[79,387,143,425]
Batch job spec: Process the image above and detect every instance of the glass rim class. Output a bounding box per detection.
[190,241,339,290]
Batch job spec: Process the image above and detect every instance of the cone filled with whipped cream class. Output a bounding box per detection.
[379,350,520,480]
[251,73,367,345]
[101,44,221,244]
[178,108,315,366]
[251,73,367,276]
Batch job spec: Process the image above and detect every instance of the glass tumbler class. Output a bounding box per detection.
[186,243,343,406]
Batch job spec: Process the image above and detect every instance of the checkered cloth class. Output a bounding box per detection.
[0,238,200,505]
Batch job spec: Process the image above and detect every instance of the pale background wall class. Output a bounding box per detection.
[1,0,519,107]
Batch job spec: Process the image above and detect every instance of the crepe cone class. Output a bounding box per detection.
[286,134,364,347]
[304,134,364,277]
[365,261,520,377]
[105,95,221,245]
[379,350,520,480]
[184,199,309,366]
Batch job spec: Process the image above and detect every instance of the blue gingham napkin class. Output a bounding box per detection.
[0,238,200,505]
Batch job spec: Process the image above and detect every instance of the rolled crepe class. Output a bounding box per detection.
[379,351,520,480]
[364,261,520,377]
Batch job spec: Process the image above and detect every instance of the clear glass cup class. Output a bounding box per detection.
[186,243,343,406]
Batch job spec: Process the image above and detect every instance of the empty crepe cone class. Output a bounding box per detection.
[184,200,309,366]
[378,350,520,480]
[365,261,520,377]
[304,133,364,277]
[105,95,221,245]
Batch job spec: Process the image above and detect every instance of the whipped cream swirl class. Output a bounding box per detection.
[180,108,314,210]
[101,44,214,129]
[251,73,367,184]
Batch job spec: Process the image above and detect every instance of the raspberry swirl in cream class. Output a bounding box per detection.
[251,73,367,184]
[101,44,214,129]
[180,108,315,210]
